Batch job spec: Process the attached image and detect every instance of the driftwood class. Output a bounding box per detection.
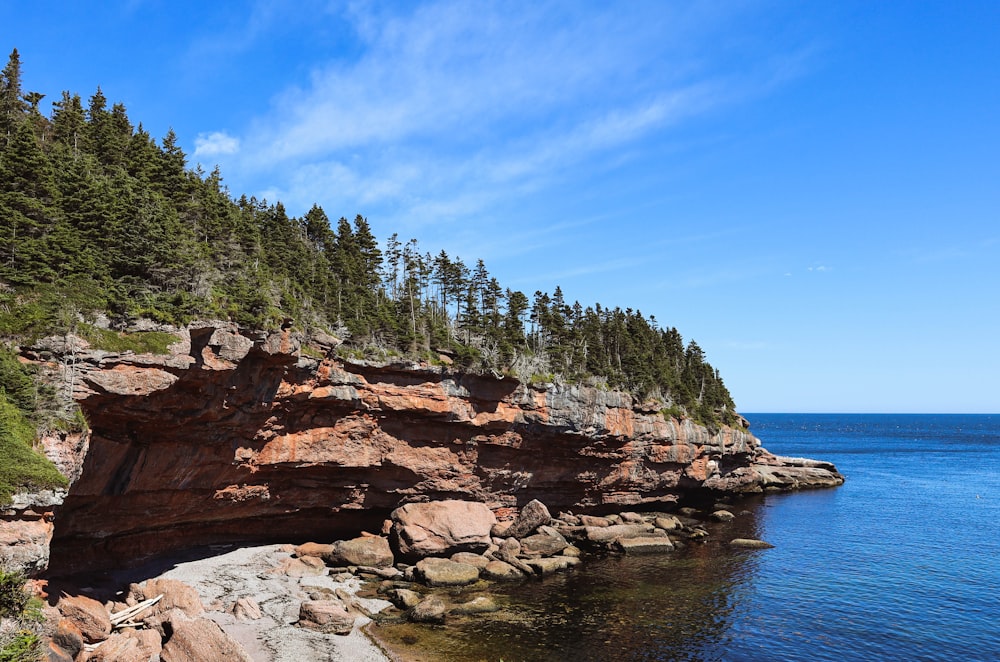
[110,594,163,628]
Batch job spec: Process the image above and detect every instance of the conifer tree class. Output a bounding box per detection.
[0,120,59,284]
[0,48,27,143]
[51,92,86,157]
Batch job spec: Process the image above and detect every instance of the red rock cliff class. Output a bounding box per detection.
[22,324,841,575]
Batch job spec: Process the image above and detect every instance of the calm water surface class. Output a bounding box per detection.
[372,414,1000,661]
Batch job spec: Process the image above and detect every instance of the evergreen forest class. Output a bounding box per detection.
[0,49,738,433]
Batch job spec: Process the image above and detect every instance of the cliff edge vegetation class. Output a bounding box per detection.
[0,347,66,504]
[1,45,735,466]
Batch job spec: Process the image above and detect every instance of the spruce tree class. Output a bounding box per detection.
[0,49,27,143]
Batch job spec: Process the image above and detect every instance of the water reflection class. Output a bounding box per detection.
[370,501,768,662]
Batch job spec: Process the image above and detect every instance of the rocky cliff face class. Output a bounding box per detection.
[15,324,841,575]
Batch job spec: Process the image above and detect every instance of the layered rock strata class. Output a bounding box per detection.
[16,323,842,575]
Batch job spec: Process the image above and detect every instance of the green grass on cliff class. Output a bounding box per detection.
[77,326,178,354]
[0,393,67,506]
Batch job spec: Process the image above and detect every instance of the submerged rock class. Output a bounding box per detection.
[525,557,572,575]
[450,596,500,615]
[729,538,775,549]
[408,595,448,624]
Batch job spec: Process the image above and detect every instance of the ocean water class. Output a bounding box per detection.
[372,414,1000,661]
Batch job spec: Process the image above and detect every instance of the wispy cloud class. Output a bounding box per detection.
[209,0,813,253]
[506,256,648,288]
[193,131,240,158]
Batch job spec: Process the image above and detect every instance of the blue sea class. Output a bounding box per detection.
[374,413,1000,661]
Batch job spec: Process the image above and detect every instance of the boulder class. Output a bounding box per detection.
[450,552,490,569]
[129,578,204,618]
[490,520,513,538]
[505,499,551,539]
[143,609,180,639]
[294,542,334,558]
[584,523,654,544]
[387,588,423,610]
[50,618,84,659]
[654,515,682,531]
[125,629,163,659]
[46,643,74,662]
[86,632,151,662]
[57,594,111,644]
[615,536,675,553]
[620,511,644,523]
[355,565,403,579]
[229,596,262,621]
[415,557,481,587]
[579,514,611,527]
[481,560,524,580]
[275,556,326,577]
[391,500,496,559]
[324,535,394,568]
[408,595,447,624]
[498,537,521,557]
[495,539,534,576]
[159,610,253,661]
[560,555,582,568]
[557,512,581,525]
[297,600,355,635]
[524,557,571,575]
[711,510,735,522]
[520,529,569,557]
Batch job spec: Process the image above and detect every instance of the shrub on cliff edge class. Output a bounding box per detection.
[0,569,29,618]
[0,568,42,662]
[0,393,67,505]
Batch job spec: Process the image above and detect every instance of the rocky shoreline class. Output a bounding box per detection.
[36,495,785,661]
[2,322,845,660]
[4,322,842,580]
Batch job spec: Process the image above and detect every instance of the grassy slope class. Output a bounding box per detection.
[0,393,67,505]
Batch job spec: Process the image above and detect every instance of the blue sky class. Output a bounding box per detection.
[3,1,998,413]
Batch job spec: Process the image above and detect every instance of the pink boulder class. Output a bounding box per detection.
[390,500,496,559]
